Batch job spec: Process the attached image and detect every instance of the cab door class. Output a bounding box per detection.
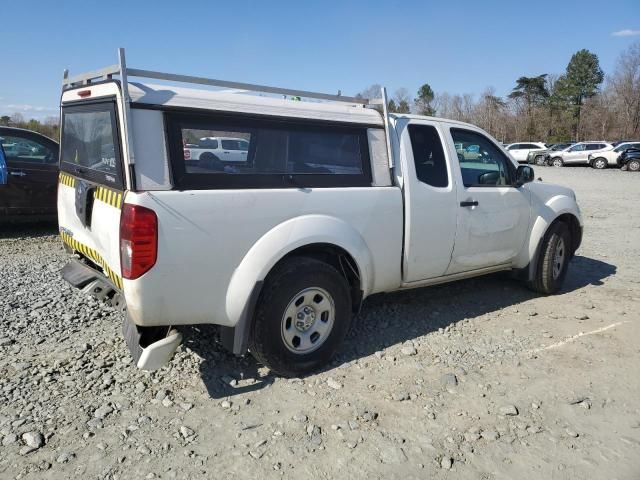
[445,126,531,274]
[400,118,458,282]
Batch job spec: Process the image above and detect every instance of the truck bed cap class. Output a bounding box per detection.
[128,82,384,127]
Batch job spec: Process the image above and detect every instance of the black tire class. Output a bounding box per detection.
[198,152,223,170]
[591,157,607,169]
[529,222,571,295]
[535,155,547,166]
[551,157,564,168]
[249,257,352,377]
[628,160,640,172]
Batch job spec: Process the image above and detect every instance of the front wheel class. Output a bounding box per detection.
[591,157,607,169]
[551,157,564,168]
[535,155,547,166]
[628,160,640,172]
[529,222,571,295]
[249,257,352,377]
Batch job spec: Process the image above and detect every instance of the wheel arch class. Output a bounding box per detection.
[515,209,582,282]
[220,215,374,354]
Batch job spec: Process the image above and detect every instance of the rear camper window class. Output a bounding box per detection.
[168,112,372,189]
[60,101,124,188]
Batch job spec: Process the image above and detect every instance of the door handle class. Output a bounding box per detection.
[9,171,27,177]
[460,200,478,207]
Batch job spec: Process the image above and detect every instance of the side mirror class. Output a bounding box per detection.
[515,165,534,187]
[0,147,7,186]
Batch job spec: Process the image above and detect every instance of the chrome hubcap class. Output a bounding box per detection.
[630,161,640,171]
[281,287,335,354]
[553,238,566,279]
[595,160,605,168]
[553,159,562,167]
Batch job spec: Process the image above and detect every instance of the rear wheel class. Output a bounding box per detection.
[628,160,640,172]
[551,157,564,168]
[249,257,352,377]
[529,222,571,295]
[591,157,607,169]
[535,155,547,166]
[198,152,223,170]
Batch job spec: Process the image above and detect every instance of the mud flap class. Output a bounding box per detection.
[122,316,182,371]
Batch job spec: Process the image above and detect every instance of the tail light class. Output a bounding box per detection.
[183,148,191,160]
[120,204,158,280]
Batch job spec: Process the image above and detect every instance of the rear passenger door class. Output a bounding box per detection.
[220,139,249,163]
[445,127,531,274]
[400,119,458,282]
[508,144,527,162]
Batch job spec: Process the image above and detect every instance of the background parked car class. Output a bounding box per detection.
[619,147,640,172]
[0,127,59,221]
[527,143,574,166]
[505,142,547,163]
[548,141,613,167]
[588,141,640,169]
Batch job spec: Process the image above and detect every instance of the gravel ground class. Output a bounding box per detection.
[1,167,639,480]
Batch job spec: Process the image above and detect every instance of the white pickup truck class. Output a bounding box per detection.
[57,50,582,377]
[184,136,250,170]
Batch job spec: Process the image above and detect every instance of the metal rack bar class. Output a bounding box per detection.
[63,49,369,105]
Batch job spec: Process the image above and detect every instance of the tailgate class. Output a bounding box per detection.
[57,100,126,289]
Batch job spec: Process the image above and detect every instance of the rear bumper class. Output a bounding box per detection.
[61,258,182,370]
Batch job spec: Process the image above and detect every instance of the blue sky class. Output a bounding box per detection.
[1,0,639,119]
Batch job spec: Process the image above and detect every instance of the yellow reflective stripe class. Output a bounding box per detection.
[58,173,76,188]
[92,186,123,209]
[59,231,123,289]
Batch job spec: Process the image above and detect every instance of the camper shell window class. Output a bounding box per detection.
[166,111,372,190]
[60,100,124,189]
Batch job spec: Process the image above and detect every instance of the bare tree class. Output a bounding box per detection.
[610,41,640,138]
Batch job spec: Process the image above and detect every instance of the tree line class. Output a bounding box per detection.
[358,41,640,143]
[0,113,59,141]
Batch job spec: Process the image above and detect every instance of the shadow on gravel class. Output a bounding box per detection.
[182,254,615,397]
[562,255,616,291]
[0,221,58,239]
[183,325,275,399]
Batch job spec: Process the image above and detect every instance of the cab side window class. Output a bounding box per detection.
[450,128,514,187]
[408,124,448,187]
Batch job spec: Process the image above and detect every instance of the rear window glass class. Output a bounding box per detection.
[171,113,371,189]
[408,124,448,187]
[60,101,123,188]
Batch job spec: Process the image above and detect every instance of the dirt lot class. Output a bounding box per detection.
[0,167,639,480]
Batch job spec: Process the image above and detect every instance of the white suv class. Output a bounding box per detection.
[588,141,640,169]
[56,50,583,376]
[549,142,613,167]
[505,142,547,163]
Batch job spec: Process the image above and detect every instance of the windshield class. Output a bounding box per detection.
[60,101,123,188]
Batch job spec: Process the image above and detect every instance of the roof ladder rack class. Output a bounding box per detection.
[63,48,370,106]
